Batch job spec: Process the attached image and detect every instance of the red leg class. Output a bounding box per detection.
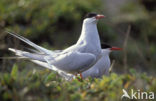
[74,74,83,81]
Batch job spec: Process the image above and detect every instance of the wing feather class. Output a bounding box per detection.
[45,51,96,73]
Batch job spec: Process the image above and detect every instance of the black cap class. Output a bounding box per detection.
[84,13,97,19]
[101,43,111,49]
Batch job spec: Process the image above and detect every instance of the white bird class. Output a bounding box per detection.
[7,13,105,76]
[81,43,122,79]
[11,43,121,80]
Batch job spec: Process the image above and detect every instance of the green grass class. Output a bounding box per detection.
[0,64,156,101]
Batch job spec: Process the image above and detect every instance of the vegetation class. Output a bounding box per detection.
[0,64,156,101]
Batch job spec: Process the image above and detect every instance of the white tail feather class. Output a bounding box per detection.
[8,48,28,56]
[6,30,54,55]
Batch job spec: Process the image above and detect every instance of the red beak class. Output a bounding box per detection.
[95,14,105,19]
[110,47,122,51]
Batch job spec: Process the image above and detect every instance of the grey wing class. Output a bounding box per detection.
[82,53,111,78]
[45,51,96,74]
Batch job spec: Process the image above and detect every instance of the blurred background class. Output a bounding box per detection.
[0,0,156,75]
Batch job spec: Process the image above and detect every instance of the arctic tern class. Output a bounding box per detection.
[81,43,122,79]
[7,13,105,76]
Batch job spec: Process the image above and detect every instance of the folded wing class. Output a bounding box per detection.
[9,48,96,74]
[45,51,96,74]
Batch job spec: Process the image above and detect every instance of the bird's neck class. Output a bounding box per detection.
[101,50,111,58]
[76,21,100,45]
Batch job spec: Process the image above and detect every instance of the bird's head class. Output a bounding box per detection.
[101,43,122,54]
[83,12,105,24]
